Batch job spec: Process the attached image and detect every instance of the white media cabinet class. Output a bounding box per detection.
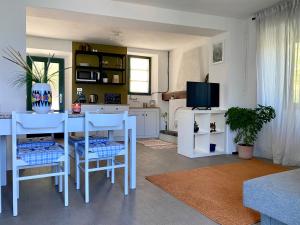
[177,109,227,158]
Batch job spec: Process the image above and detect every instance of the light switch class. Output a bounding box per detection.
[77,88,83,95]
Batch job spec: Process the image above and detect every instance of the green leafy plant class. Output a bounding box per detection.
[225,105,276,146]
[3,47,70,87]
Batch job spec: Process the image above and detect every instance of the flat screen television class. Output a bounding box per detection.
[186,82,220,109]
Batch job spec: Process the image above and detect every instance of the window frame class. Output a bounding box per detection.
[26,55,65,111]
[128,55,151,96]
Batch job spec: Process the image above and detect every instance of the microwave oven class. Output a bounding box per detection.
[76,69,100,83]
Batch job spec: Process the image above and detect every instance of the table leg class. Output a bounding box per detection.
[0,135,7,186]
[129,120,136,189]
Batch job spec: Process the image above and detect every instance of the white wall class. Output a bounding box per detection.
[0,0,26,112]
[169,38,210,92]
[208,32,230,108]
[168,39,209,131]
[26,36,73,110]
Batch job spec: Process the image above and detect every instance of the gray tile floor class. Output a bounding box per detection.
[0,144,258,225]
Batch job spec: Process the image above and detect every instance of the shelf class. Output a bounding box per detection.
[99,82,126,85]
[76,66,100,70]
[178,109,227,158]
[75,81,126,85]
[102,52,126,57]
[75,81,98,84]
[210,130,225,134]
[194,131,209,135]
[75,50,100,56]
[102,67,126,71]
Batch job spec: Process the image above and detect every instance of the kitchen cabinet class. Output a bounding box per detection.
[75,50,127,85]
[134,111,145,137]
[129,108,160,138]
[81,104,129,113]
[79,105,159,139]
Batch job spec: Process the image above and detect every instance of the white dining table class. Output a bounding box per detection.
[0,113,136,189]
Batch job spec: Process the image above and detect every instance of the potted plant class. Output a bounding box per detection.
[3,48,69,114]
[225,105,276,159]
[161,112,168,130]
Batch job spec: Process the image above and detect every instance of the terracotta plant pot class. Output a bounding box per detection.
[237,145,254,159]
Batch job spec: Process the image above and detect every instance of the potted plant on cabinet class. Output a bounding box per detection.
[225,105,276,159]
[3,48,70,114]
[161,112,168,131]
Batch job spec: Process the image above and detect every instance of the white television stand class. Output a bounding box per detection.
[177,109,227,158]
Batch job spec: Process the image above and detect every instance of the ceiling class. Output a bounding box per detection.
[114,0,280,18]
[27,8,221,51]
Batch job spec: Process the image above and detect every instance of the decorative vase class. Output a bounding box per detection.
[237,145,254,159]
[31,83,52,114]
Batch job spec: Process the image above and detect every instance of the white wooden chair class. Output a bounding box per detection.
[17,136,61,185]
[75,111,129,203]
[69,134,110,181]
[11,112,69,216]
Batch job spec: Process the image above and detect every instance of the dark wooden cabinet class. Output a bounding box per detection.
[75,50,127,85]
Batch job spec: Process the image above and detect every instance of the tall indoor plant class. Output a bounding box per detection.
[225,105,276,159]
[3,48,68,113]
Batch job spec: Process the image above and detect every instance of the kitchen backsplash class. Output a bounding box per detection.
[128,95,155,108]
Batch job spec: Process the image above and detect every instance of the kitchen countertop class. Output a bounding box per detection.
[129,107,160,109]
[0,112,86,119]
[0,112,139,119]
[81,104,130,106]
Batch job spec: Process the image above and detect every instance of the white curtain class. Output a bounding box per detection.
[256,0,300,165]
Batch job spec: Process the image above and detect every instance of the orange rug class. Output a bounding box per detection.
[146,159,289,225]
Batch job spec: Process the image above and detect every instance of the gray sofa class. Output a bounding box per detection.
[244,169,300,225]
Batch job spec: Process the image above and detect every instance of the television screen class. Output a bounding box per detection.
[209,83,220,107]
[186,82,209,108]
[186,82,219,109]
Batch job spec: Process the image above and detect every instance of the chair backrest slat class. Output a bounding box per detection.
[12,112,67,135]
[86,112,128,131]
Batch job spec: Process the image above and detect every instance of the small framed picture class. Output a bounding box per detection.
[212,41,224,64]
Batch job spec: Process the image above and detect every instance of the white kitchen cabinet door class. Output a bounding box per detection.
[104,105,129,113]
[144,110,158,137]
[130,110,145,137]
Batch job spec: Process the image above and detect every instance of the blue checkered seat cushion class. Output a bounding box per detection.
[17,143,64,166]
[69,135,108,145]
[77,141,125,158]
[17,136,55,148]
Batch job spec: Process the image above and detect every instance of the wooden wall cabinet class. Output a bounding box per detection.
[75,50,127,85]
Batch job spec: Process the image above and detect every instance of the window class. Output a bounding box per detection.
[128,56,151,95]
